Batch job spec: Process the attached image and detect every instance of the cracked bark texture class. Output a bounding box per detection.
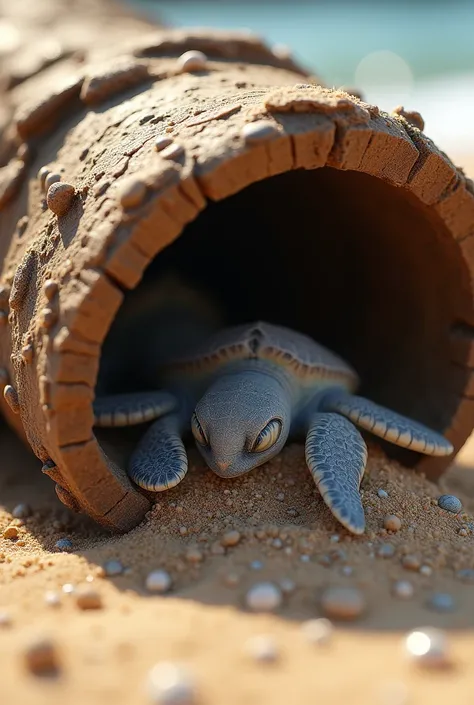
[1,0,474,531]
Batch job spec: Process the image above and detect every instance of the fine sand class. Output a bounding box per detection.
[1,159,474,705]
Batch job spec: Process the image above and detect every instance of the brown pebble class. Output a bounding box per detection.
[221,530,241,547]
[76,588,103,610]
[44,172,61,190]
[185,547,204,564]
[118,176,147,209]
[46,182,75,216]
[402,554,421,571]
[3,526,19,540]
[43,279,58,300]
[24,637,59,675]
[21,344,34,363]
[384,515,402,532]
[39,307,56,330]
[320,586,366,621]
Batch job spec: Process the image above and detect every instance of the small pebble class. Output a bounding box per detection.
[437,494,462,514]
[177,50,208,73]
[62,583,75,594]
[392,580,414,599]
[320,586,366,621]
[377,543,396,558]
[55,538,73,552]
[272,538,283,549]
[220,530,241,547]
[24,637,60,675]
[38,166,50,191]
[330,535,340,543]
[76,588,103,610]
[341,565,354,577]
[103,559,124,577]
[404,628,451,668]
[185,547,203,564]
[0,611,12,627]
[146,570,172,594]
[222,572,240,588]
[245,582,282,612]
[377,489,389,499]
[46,182,75,216]
[279,578,296,595]
[154,136,174,152]
[3,526,19,539]
[147,661,197,705]
[401,555,421,571]
[12,503,31,519]
[43,279,58,301]
[426,592,456,612]
[160,143,185,161]
[384,515,402,532]
[118,176,147,209]
[245,634,279,663]
[419,565,432,577]
[456,568,474,583]
[249,560,263,570]
[301,618,333,645]
[241,120,280,145]
[44,591,61,608]
[44,172,61,191]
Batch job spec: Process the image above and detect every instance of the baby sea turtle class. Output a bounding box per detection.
[94,321,452,534]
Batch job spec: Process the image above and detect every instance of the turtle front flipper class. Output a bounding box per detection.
[128,414,188,491]
[305,412,367,534]
[93,391,177,428]
[321,390,453,456]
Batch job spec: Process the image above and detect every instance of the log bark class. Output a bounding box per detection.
[1,0,474,531]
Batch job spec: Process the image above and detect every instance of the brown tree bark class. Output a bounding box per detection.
[1,0,473,531]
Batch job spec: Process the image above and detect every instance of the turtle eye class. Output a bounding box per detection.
[252,419,282,453]
[191,412,208,446]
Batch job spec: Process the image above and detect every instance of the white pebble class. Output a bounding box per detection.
[419,565,432,577]
[241,120,280,144]
[44,591,61,607]
[392,580,414,599]
[177,50,207,73]
[146,570,172,594]
[404,628,450,668]
[377,489,389,499]
[245,634,279,663]
[62,583,75,594]
[246,582,282,612]
[148,662,197,705]
[301,618,334,645]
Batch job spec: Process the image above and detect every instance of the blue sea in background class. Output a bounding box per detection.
[134,0,474,159]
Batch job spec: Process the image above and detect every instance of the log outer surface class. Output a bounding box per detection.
[1,0,474,530]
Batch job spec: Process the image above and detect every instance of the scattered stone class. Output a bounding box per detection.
[404,628,451,668]
[3,526,19,540]
[377,489,389,499]
[401,555,421,571]
[118,176,147,209]
[43,279,58,301]
[300,554,310,563]
[245,582,282,612]
[46,182,75,216]
[377,543,396,558]
[44,591,61,608]
[458,527,468,537]
[185,547,203,564]
[301,618,334,645]
[103,559,124,576]
[12,503,31,519]
[241,120,280,145]
[44,172,61,191]
[426,592,456,612]
[76,588,103,610]
[245,634,279,663]
[154,135,174,152]
[249,560,263,570]
[220,530,241,547]
[222,572,240,588]
[146,570,172,594]
[384,515,402,532]
[456,568,474,583]
[160,143,185,161]
[437,495,462,514]
[55,538,73,551]
[24,637,60,675]
[62,583,75,594]
[147,661,197,705]
[37,166,50,191]
[320,586,366,621]
[177,50,208,73]
[279,578,296,595]
[341,565,354,577]
[392,580,414,599]
[419,565,433,577]
[0,611,12,627]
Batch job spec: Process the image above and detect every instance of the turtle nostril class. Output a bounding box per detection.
[217,460,230,472]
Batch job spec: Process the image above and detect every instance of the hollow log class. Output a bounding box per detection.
[1,0,474,531]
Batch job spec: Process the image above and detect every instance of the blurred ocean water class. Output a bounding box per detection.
[134,0,474,158]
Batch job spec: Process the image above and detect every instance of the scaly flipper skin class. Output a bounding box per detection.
[93,391,177,428]
[128,414,188,491]
[305,412,367,534]
[321,390,454,456]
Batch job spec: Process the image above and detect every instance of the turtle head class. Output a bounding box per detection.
[191,370,292,478]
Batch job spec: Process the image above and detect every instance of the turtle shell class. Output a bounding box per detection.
[166,321,359,391]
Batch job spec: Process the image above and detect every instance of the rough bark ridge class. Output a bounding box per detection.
[1,0,474,531]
